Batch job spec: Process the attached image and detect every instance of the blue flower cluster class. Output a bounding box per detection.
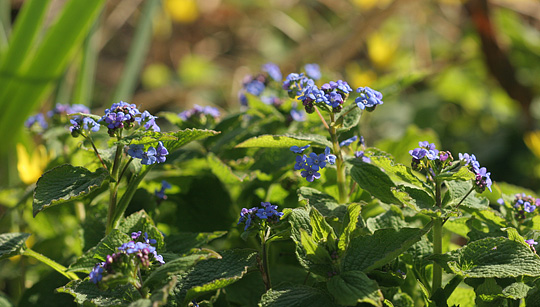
[238,202,284,231]
[355,87,384,111]
[290,145,336,182]
[127,141,169,165]
[179,104,220,121]
[69,117,100,136]
[99,101,160,137]
[458,153,493,192]
[25,103,91,131]
[526,239,538,253]
[89,231,164,284]
[511,193,539,220]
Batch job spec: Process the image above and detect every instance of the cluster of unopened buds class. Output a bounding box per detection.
[89,231,164,284]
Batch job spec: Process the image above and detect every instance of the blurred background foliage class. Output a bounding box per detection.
[0,0,539,304]
[1,0,539,189]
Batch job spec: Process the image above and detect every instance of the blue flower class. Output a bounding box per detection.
[304,63,321,80]
[290,108,306,122]
[155,180,172,200]
[25,113,48,129]
[526,239,538,247]
[290,144,310,153]
[524,202,536,213]
[355,87,383,110]
[137,110,160,132]
[245,80,265,96]
[262,62,282,81]
[301,166,321,182]
[325,147,336,165]
[355,151,371,163]
[155,142,168,163]
[306,152,327,170]
[322,80,353,95]
[127,144,145,159]
[339,136,358,147]
[294,154,307,170]
[409,141,439,161]
[238,207,258,230]
[89,262,104,284]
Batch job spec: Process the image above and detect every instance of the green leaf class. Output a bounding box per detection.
[207,152,244,184]
[366,205,407,233]
[57,279,141,306]
[297,187,346,219]
[338,203,363,253]
[343,222,433,272]
[33,165,108,217]
[436,165,475,182]
[300,229,332,264]
[0,233,30,260]
[143,254,213,289]
[349,159,401,205]
[446,181,488,210]
[309,207,337,245]
[118,210,164,249]
[170,249,257,305]
[393,185,435,211]
[367,148,428,189]
[335,103,362,133]
[259,284,338,307]
[123,129,219,151]
[236,133,332,149]
[164,231,227,255]
[432,237,540,278]
[68,230,131,273]
[327,270,383,306]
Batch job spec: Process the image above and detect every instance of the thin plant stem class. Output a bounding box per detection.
[84,134,108,171]
[260,225,272,290]
[432,180,443,295]
[314,106,330,131]
[23,248,79,280]
[442,186,475,225]
[118,156,134,183]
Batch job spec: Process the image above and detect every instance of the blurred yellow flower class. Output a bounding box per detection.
[525,131,540,159]
[352,0,393,10]
[164,0,199,24]
[346,63,376,89]
[16,143,49,185]
[367,33,398,68]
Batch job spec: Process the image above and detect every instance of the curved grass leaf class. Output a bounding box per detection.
[432,237,540,278]
[327,270,383,306]
[259,284,338,307]
[0,233,30,260]
[343,221,433,272]
[33,165,108,217]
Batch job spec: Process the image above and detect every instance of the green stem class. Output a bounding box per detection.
[328,113,347,203]
[23,248,79,280]
[442,186,475,225]
[432,179,443,295]
[260,226,272,290]
[106,144,124,234]
[111,164,154,229]
[432,217,443,294]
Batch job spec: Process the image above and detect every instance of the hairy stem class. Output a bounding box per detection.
[329,113,348,203]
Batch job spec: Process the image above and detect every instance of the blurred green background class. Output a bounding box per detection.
[2,0,540,195]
